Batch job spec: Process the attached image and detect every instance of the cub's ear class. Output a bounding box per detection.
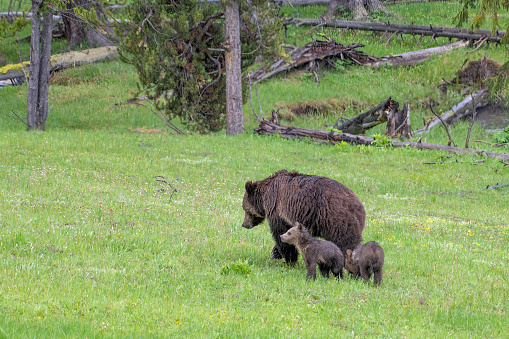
[346,249,352,259]
[245,181,257,194]
[296,222,303,230]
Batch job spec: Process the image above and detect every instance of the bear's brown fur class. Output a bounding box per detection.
[281,222,344,280]
[242,170,365,264]
[345,241,384,286]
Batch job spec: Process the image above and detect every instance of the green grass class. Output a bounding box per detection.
[1,2,509,337]
[0,131,507,337]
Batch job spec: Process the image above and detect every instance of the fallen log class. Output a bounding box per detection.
[275,0,450,5]
[285,18,506,44]
[366,40,468,67]
[328,97,399,134]
[249,39,376,83]
[255,110,509,161]
[413,89,490,135]
[250,39,466,83]
[0,46,118,81]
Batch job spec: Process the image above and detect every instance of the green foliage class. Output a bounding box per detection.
[0,12,29,40]
[454,0,509,42]
[487,65,509,103]
[220,259,252,275]
[371,133,394,148]
[118,0,283,133]
[494,125,509,144]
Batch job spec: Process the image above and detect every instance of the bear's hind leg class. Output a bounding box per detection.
[319,264,330,278]
[359,264,372,282]
[373,269,383,286]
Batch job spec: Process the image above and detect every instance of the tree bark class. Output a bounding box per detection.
[26,1,53,132]
[37,11,53,131]
[254,111,509,161]
[350,0,369,21]
[329,97,399,134]
[323,0,340,19]
[285,18,507,44]
[26,0,42,131]
[62,0,111,50]
[225,1,244,135]
[1,46,118,81]
[413,89,490,135]
[62,0,87,49]
[385,102,411,139]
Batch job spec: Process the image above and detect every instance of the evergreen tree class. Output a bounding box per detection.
[118,0,283,133]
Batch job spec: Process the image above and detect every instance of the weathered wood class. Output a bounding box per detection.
[249,39,376,83]
[0,46,118,81]
[249,39,467,83]
[275,0,450,5]
[285,18,507,43]
[254,112,509,161]
[386,102,411,139]
[413,89,490,135]
[329,97,399,134]
[366,40,468,67]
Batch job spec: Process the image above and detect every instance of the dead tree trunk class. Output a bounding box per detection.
[328,97,399,134]
[255,111,509,161]
[285,18,507,44]
[386,102,411,139]
[62,0,112,50]
[225,0,244,135]
[413,89,490,135]
[27,0,52,131]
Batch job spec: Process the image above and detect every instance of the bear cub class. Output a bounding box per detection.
[345,241,384,286]
[280,222,344,280]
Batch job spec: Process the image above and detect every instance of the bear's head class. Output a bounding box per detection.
[242,181,265,229]
[280,222,304,245]
[345,249,360,276]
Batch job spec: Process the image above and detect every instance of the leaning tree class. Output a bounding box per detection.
[117,0,284,134]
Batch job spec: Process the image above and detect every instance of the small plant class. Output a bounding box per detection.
[220,259,252,276]
[493,125,509,145]
[333,141,351,152]
[371,133,394,148]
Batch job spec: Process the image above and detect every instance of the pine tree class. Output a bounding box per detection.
[118,0,283,133]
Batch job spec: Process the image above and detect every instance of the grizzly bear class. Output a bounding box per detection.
[242,170,365,265]
[281,223,344,280]
[345,241,384,286]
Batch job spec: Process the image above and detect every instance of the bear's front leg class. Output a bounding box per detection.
[270,246,283,259]
[279,242,299,265]
[269,217,298,265]
[305,258,318,280]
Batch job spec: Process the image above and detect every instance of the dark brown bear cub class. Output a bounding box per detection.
[280,222,344,280]
[345,241,384,286]
[242,170,365,265]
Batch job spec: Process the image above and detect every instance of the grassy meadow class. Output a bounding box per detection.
[1,2,509,338]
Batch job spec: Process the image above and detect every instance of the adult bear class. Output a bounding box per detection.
[242,170,365,265]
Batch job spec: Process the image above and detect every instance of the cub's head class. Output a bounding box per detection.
[242,181,265,229]
[280,222,305,245]
[344,249,360,276]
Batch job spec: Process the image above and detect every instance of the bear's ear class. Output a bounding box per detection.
[297,222,303,231]
[346,249,352,259]
[245,181,257,194]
